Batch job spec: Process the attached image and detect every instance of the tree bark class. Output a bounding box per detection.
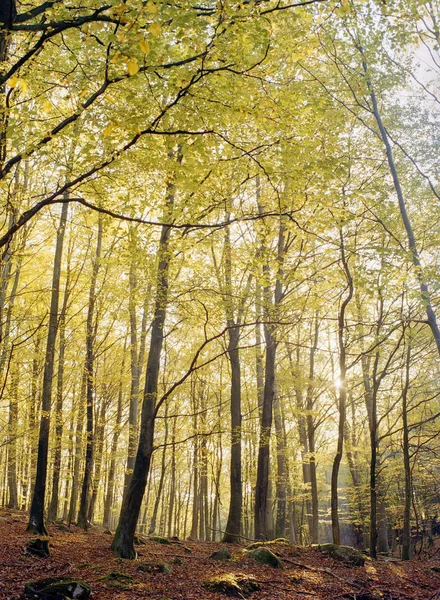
[27,201,68,535]
[77,216,102,529]
[111,148,180,558]
[331,226,353,546]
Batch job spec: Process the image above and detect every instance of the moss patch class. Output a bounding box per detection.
[204,573,260,597]
[245,547,283,569]
[316,543,365,567]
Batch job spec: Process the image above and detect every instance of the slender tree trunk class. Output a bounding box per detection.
[68,371,86,525]
[274,389,287,538]
[125,240,141,493]
[307,318,319,543]
[402,342,412,560]
[88,392,107,523]
[27,201,69,535]
[47,258,71,522]
[331,227,353,546]
[7,365,18,508]
[255,217,285,540]
[77,217,102,529]
[362,54,440,355]
[111,148,180,558]
[103,351,125,529]
[149,405,169,535]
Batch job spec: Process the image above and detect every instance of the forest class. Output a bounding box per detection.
[0,0,440,597]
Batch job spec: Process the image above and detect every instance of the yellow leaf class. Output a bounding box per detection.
[110,52,122,64]
[103,124,114,137]
[9,76,19,88]
[127,58,139,76]
[146,1,158,13]
[139,40,151,54]
[19,80,29,93]
[43,100,52,113]
[149,22,161,37]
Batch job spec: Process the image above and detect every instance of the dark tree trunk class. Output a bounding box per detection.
[47,259,71,522]
[274,390,287,538]
[331,227,353,546]
[402,343,412,560]
[307,318,319,543]
[103,350,125,530]
[124,240,141,493]
[77,217,102,529]
[111,148,180,558]
[27,202,68,535]
[255,217,285,540]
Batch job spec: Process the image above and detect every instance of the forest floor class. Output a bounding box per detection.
[1,509,440,600]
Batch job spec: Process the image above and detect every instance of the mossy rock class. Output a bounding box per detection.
[245,547,283,569]
[24,577,90,599]
[97,571,134,590]
[149,536,170,545]
[26,538,50,558]
[316,543,365,566]
[204,573,260,597]
[136,561,172,574]
[210,547,232,560]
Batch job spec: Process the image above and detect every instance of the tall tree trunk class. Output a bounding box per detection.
[111,147,180,558]
[331,226,353,546]
[7,364,18,508]
[103,349,126,530]
[149,404,169,535]
[125,238,141,493]
[68,371,86,525]
[402,342,412,560]
[255,216,285,540]
[77,216,103,529]
[27,201,68,535]
[274,389,287,538]
[306,318,319,543]
[88,391,107,523]
[47,257,71,522]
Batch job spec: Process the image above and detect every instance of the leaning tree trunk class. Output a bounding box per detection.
[361,52,440,356]
[111,148,180,558]
[27,201,68,535]
[77,216,102,529]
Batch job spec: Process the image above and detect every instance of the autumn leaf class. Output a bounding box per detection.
[139,40,151,55]
[9,76,19,88]
[127,58,140,76]
[149,22,161,37]
[146,1,158,13]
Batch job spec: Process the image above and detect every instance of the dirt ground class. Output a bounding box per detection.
[1,509,440,599]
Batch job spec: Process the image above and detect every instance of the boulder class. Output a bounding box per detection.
[136,561,172,574]
[245,547,283,569]
[24,577,90,599]
[210,547,232,561]
[26,538,50,558]
[204,573,260,597]
[316,543,365,567]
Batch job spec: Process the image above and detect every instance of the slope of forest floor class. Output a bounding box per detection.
[1,509,440,600]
